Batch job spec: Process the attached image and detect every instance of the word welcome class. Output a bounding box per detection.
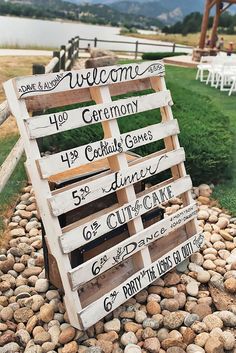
[16,62,165,98]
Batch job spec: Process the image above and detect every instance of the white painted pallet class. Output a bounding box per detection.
[4,61,201,330]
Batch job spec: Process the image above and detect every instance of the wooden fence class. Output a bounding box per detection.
[79,37,192,59]
[0,36,79,193]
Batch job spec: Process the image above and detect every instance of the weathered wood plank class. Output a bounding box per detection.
[79,232,204,329]
[49,148,185,216]
[69,203,198,289]
[26,91,172,139]
[38,120,179,178]
[0,138,24,192]
[15,61,165,98]
[60,176,192,253]
[0,100,11,127]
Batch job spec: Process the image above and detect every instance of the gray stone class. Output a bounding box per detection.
[104,318,121,333]
[135,310,147,323]
[16,329,31,346]
[142,318,159,329]
[121,332,138,346]
[184,314,200,327]
[35,279,49,293]
[2,342,20,353]
[186,282,199,297]
[186,344,205,353]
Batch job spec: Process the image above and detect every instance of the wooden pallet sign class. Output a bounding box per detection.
[4,61,201,330]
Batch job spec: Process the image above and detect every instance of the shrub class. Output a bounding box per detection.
[142,52,188,60]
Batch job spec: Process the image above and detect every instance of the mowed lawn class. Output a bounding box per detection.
[165,65,236,214]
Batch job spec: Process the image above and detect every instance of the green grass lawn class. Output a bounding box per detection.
[165,65,236,215]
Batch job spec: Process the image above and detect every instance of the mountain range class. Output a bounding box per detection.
[66,0,206,24]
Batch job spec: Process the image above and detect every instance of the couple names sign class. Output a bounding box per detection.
[4,60,200,330]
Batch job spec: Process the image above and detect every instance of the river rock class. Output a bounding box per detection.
[224,277,236,293]
[40,304,54,323]
[146,301,161,315]
[191,304,212,320]
[197,270,211,283]
[143,318,159,329]
[121,332,138,346]
[163,312,184,329]
[186,282,199,297]
[184,314,200,327]
[16,329,31,346]
[0,306,14,321]
[124,344,141,353]
[104,318,121,333]
[219,331,235,350]
[203,314,223,331]
[61,341,78,353]
[14,307,33,323]
[34,331,51,344]
[143,337,160,353]
[35,279,49,293]
[2,342,20,353]
[186,344,205,353]
[59,326,76,344]
[216,310,236,326]
[205,337,224,353]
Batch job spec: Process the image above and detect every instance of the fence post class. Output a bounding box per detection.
[68,41,72,70]
[135,41,139,59]
[75,36,79,59]
[69,39,74,67]
[53,51,60,72]
[32,64,45,75]
[60,45,66,71]
[94,37,97,48]
[172,43,176,53]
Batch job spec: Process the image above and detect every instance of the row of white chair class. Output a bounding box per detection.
[196,55,236,96]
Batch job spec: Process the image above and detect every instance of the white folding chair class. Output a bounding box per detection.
[215,61,236,91]
[196,56,214,82]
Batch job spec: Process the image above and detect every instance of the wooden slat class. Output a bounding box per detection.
[79,232,204,329]
[0,138,24,192]
[38,120,179,178]
[24,79,151,113]
[0,100,11,126]
[60,176,192,253]
[26,91,172,139]
[49,148,185,216]
[69,203,198,289]
[15,61,165,99]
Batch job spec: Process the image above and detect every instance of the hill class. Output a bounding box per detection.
[66,0,205,24]
[0,0,163,29]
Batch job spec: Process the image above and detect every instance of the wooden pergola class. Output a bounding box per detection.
[199,0,236,49]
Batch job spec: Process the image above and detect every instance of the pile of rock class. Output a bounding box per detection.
[85,48,118,69]
[0,183,236,353]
